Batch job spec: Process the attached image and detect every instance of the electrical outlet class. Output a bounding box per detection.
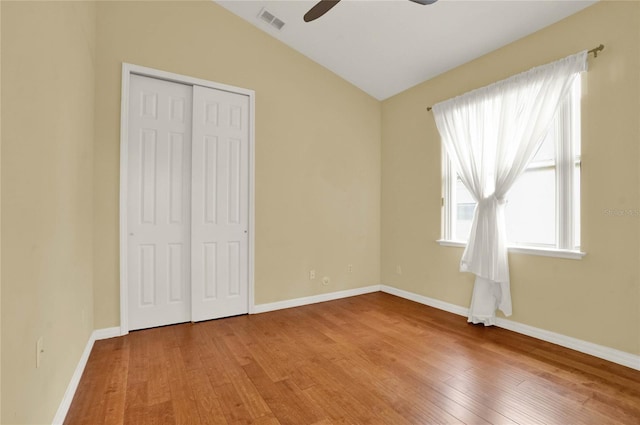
[309,269,316,280]
[322,276,330,286]
[347,264,353,273]
[396,265,402,275]
[36,337,44,368]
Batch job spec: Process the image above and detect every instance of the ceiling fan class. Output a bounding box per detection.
[303,0,438,23]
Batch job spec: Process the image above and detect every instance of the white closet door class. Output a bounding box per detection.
[191,85,250,322]
[127,75,192,330]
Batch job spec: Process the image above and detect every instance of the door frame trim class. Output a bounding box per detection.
[119,63,256,335]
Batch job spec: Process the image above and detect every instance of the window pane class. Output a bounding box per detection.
[532,126,556,162]
[506,168,556,246]
[574,163,581,249]
[455,176,476,241]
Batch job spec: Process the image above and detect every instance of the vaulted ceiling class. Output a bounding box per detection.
[217,0,597,100]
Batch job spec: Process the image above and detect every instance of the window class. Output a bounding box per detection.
[441,77,582,254]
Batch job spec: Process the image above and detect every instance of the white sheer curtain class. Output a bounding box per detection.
[433,51,587,325]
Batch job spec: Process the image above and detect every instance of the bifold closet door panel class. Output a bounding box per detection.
[127,75,193,330]
[191,85,250,322]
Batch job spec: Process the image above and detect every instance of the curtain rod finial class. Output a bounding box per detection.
[589,44,605,58]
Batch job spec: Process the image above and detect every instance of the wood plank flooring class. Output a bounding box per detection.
[65,292,640,424]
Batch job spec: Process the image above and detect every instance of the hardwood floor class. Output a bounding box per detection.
[65,292,640,424]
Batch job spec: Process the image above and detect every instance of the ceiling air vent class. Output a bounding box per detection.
[257,8,286,31]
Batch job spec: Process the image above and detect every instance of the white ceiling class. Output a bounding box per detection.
[216,0,597,100]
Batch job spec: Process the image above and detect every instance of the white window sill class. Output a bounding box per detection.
[436,240,586,260]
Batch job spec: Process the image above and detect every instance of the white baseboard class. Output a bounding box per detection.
[493,317,640,370]
[252,285,381,314]
[92,326,121,341]
[380,285,469,317]
[380,284,640,371]
[52,327,121,425]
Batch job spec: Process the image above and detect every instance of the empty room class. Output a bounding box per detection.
[1,0,639,424]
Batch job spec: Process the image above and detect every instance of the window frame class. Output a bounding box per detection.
[438,78,585,260]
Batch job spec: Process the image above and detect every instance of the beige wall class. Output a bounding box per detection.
[1,1,96,424]
[0,1,3,420]
[93,1,381,328]
[382,0,640,355]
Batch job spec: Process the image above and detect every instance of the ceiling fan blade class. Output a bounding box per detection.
[408,0,438,5]
[304,0,341,22]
